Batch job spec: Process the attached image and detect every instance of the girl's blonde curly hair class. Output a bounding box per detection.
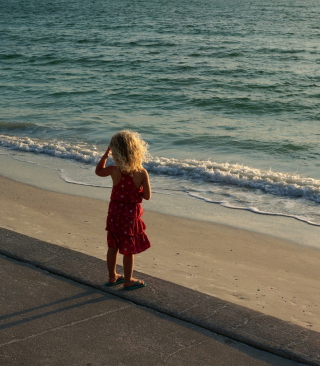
[110,130,149,172]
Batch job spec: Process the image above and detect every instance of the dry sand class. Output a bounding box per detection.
[1,175,320,332]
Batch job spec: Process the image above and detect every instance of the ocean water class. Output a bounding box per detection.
[1,0,320,226]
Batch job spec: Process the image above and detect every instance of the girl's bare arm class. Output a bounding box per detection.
[95,147,114,177]
[142,169,151,200]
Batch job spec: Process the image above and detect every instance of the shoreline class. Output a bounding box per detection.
[1,151,319,249]
[1,173,320,332]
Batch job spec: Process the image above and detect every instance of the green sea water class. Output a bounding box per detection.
[1,0,320,225]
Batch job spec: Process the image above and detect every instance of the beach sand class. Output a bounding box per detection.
[1,175,320,332]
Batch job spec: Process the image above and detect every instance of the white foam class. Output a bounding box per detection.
[146,157,320,202]
[1,134,320,226]
[1,134,319,203]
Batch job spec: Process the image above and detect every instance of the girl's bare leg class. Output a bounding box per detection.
[107,247,121,283]
[123,254,144,287]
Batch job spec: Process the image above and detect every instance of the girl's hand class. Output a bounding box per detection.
[104,146,111,157]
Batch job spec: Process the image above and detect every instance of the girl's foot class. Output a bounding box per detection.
[123,279,146,290]
[105,274,124,286]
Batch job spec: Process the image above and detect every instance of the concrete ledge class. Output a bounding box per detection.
[1,227,319,366]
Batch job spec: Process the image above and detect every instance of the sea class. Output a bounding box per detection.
[1,0,320,226]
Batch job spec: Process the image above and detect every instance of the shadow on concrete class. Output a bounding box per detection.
[0,227,319,365]
[0,255,305,366]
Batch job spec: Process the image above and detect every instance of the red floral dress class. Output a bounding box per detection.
[106,172,151,255]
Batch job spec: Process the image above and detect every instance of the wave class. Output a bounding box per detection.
[171,135,314,157]
[0,134,99,164]
[1,134,319,204]
[0,121,93,138]
[0,121,41,132]
[147,157,320,202]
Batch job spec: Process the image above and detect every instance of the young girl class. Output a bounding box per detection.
[95,130,151,290]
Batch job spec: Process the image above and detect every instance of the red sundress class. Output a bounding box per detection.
[106,172,151,255]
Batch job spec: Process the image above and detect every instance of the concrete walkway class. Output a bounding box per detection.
[1,228,319,366]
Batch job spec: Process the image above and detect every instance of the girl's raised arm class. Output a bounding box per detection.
[95,147,114,177]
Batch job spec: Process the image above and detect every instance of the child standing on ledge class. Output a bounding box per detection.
[95,130,151,290]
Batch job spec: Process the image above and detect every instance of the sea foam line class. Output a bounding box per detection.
[186,191,320,227]
[1,134,320,202]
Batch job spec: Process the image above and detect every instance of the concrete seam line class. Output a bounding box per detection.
[0,305,131,348]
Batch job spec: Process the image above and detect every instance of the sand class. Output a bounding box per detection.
[1,175,320,332]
